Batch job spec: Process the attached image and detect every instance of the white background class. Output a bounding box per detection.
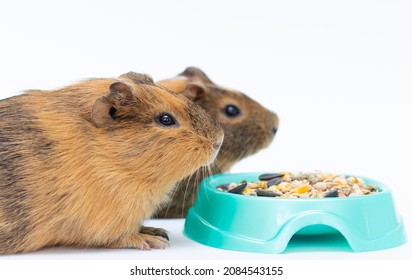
[0,0,411,268]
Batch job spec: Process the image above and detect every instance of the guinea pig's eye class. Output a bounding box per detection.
[223,104,241,117]
[156,113,177,127]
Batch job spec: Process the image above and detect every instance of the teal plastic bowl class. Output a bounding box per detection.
[184,172,407,253]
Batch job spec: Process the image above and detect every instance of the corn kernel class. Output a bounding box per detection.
[259,181,267,189]
[292,185,310,194]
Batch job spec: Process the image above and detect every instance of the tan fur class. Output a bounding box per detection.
[0,72,223,254]
[156,67,279,218]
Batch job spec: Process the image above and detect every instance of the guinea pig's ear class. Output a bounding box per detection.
[179,67,214,84]
[156,78,187,94]
[182,81,206,102]
[119,72,154,85]
[90,82,135,128]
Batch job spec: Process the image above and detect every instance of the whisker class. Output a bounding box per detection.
[192,167,202,211]
[181,166,198,218]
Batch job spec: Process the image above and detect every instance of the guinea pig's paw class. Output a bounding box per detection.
[135,233,169,250]
[142,234,170,250]
[140,226,169,241]
[114,233,169,250]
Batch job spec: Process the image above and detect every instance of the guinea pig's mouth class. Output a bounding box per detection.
[203,139,223,166]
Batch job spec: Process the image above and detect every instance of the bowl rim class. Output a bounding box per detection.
[203,172,390,202]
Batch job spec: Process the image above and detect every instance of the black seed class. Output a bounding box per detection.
[228,182,247,194]
[258,173,284,181]
[217,184,230,191]
[256,189,280,197]
[324,190,339,197]
[267,177,283,187]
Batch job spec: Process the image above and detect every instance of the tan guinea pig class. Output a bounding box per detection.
[0,72,223,254]
[156,67,279,218]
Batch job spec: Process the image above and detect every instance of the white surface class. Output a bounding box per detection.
[1,219,411,260]
[0,0,411,260]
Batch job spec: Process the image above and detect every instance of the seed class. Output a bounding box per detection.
[316,192,325,198]
[217,184,230,191]
[308,176,322,185]
[267,177,283,187]
[309,190,318,198]
[356,177,365,186]
[276,182,291,192]
[368,185,378,191]
[352,184,364,195]
[338,192,346,197]
[267,186,283,195]
[228,182,248,194]
[290,180,303,189]
[259,181,268,189]
[313,182,328,191]
[258,173,284,181]
[217,171,378,198]
[362,189,370,195]
[333,176,347,185]
[247,182,261,189]
[256,189,280,197]
[280,171,292,181]
[243,188,252,195]
[346,176,358,185]
[292,185,310,194]
[324,190,339,197]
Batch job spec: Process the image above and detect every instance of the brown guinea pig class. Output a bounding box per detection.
[0,72,223,254]
[156,67,279,218]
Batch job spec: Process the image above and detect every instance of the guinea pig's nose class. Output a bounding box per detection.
[272,127,278,134]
